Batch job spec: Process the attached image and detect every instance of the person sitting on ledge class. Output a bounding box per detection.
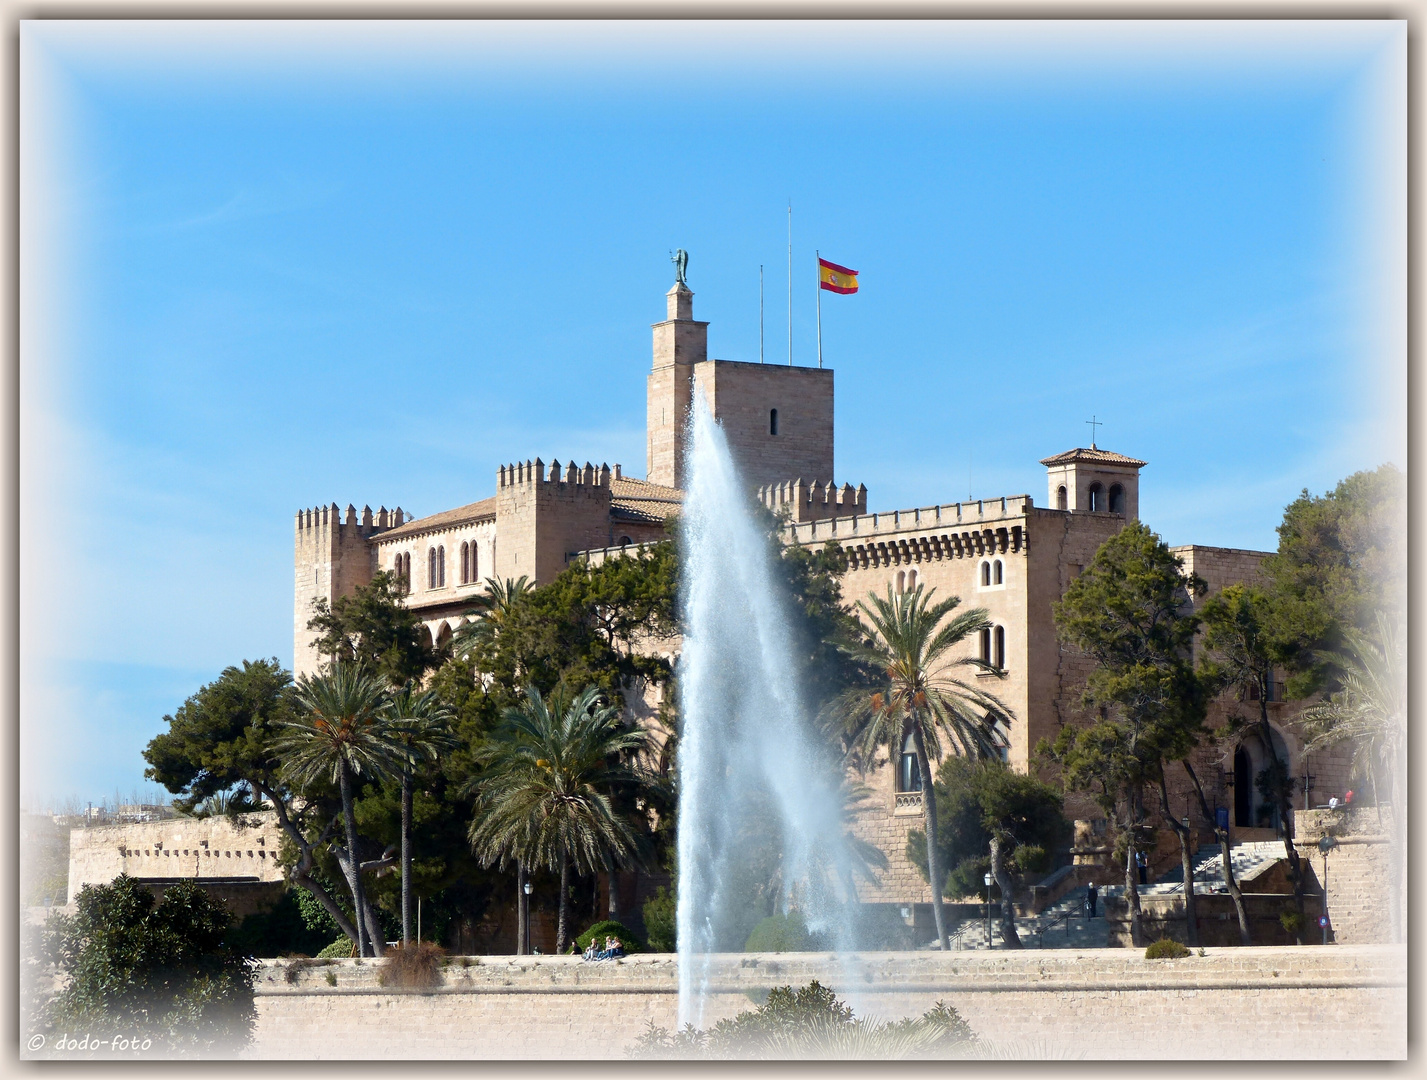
[608,936,625,958]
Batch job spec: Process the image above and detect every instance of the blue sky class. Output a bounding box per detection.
[20,21,1405,806]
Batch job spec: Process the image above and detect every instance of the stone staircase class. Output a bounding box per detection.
[928,840,1289,950]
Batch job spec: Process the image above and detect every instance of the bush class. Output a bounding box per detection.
[575,920,645,954]
[381,941,446,989]
[226,889,335,958]
[1280,909,1306,936]
[642,886,676,953]
[629,981,977,1059]
[1144,937,1191,960]
[36,876,255,1057]
[316,938,355,959]
[744,910,824,953]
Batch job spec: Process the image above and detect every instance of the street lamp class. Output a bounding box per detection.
[523,879,533,955]
[1317,835,1338,945]
[984,872,993,948]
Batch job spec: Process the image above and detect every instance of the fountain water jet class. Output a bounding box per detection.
[676,394,858,1028]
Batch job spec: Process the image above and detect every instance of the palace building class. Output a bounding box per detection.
[293,270,1349,915]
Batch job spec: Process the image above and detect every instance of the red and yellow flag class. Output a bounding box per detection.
[818,257,859,294]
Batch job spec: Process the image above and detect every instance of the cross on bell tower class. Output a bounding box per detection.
[1086,415,1103,450]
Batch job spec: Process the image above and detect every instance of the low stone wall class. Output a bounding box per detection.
[247,944,1404,1060]
[1294,807,1400,945]
[1104,892,1325,948]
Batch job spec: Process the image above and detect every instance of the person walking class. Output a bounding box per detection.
[1086,883,1098,918]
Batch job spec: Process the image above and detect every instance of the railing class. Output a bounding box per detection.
[894,791,924,813]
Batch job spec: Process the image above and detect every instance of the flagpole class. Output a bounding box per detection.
[787,200,793,367]
[816,250,823,370]
[759,264,764,364]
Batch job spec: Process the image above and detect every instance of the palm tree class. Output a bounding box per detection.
[451,575,533,659]
[1295,612,1404,941]
[276,663,401,957]
[827,584,1012,951]
[466,685,654,953]
[383,683,459,946]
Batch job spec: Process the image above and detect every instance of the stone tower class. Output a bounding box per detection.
[645,274,835,490]
[1040,446,1146,518]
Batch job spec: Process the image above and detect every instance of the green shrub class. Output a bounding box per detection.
[226,889,335,958]
[382,941,445,989]
[1144,937,1191,959]
[642,886,676,953]
[575,920,645,953]
[1279,909,1306,936]
[744,910,824,953]
[36,876,256,1056]
[316,938,355,959]
[629,981,977,1059]
[324,970,337,987]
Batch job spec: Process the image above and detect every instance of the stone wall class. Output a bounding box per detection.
[244,945,1404,1060]
[68,812,284,910]
[1293,808,1400,945]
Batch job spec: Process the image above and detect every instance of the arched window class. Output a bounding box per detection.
[428,548,437,589]
[460,542,470,584]
[991,718,1011,763]
[1109,483,1125,515]
[1088,483,1104,512]
[993,625,1005,669]
[769,409,779,436]
[896,570,906,594]
[896,731,922,793]
[619,535,632,547]
[403,553,412,592]
[437,546,446,587]
[907,568,918,591]
[980,561,991,587]
[993,559,1003,585]
[1057,485,1068,510]
[979,627,992,664]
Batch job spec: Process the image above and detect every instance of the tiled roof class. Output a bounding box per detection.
[1039,447,1148,468]
[609,475,683,523]
[375,497,496,542]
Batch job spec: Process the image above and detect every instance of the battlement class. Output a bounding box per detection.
[295,502,405,535]
[498,459,612,493]
[783,494,1035,547]
[758,479,867,524]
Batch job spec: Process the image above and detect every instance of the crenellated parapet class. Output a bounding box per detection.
[293,500,405,678]
[757,478,867,524]
[294,502,405,537]
[497,458,612,493]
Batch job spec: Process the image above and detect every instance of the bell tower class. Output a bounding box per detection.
[1040,446,1146,518]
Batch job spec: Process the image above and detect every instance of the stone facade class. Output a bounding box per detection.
[66,811,285,918]
[292,269,1345,913]
[235,946,1405,1060]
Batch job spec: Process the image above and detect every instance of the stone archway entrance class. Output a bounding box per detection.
[1231,726,1290,830]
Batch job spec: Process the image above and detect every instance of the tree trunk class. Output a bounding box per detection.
[401,770,413,946]
[362,894,386,957]
[1257,708,1305,943]
[254,780,362,947]
[338,763,369,957]
[1182,760,1251,945]
[911,725,949,951]
[608,869,619,921]
[516,862,527,955]
[556,852,570,954]
[989,836,1021,949]
[1124,790,1144,948]
[1157,772,1199,948]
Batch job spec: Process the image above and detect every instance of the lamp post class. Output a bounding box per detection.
[1317,835,1337,945]
[523,879,533,955]
[984,872,993,949]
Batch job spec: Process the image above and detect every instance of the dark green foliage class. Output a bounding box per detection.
[629,981,976,1059]
[1144,937,1191,959]
[142,658,296,815]
[905,757,1068,898]
[37,877,255,1056]
[226,889,334,958]
[1261,465,1404,692]
[642,885,676,953]
[306,569,441,685]
[574,920,644,953]
[316,938,355,959]
[743,910,823,953]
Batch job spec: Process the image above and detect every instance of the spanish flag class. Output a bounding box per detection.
[818,257,859,294]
